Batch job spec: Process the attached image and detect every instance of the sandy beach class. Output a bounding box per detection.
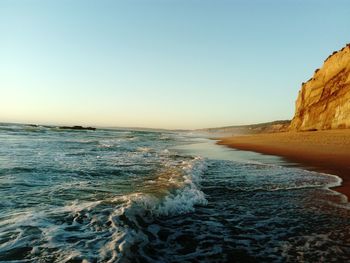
[218,129,350,199]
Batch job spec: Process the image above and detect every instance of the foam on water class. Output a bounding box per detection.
[0,143,208,261]
[0,124,349,262]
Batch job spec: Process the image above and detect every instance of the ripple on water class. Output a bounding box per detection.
[0,126,349,262]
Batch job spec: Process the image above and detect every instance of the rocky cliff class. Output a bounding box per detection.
[290,44,350,131]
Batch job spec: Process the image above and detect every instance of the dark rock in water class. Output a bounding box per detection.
[59,125,96,131]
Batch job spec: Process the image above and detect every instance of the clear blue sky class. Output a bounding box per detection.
[1,0,349,129]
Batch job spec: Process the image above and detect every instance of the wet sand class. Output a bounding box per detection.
[218,130,350,199]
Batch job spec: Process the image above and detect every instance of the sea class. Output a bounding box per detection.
[0,123,349,262]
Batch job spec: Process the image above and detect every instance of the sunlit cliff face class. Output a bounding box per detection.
[291,44,350,131]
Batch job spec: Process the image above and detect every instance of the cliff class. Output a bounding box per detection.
[290,44,350,131]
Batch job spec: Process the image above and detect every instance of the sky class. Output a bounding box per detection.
[1,0,349,129]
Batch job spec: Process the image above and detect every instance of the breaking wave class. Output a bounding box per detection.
[1,124,349,262]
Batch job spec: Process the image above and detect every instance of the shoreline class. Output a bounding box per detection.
[217,130,350,200]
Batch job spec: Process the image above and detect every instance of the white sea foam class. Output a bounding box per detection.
[112,156,208,217]
[2,125,349,262]
[95,156,209,260]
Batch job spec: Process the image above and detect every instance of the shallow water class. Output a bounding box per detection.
[0,123,349,262]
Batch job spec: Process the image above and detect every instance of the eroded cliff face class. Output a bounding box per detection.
[290,44,350,131]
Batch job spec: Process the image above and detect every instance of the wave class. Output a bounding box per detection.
[206,159,343,193]
[119,156,208,216]
[0,156,208,262]
[0,124,48,134]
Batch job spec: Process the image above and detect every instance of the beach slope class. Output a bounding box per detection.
[218,130,350,198]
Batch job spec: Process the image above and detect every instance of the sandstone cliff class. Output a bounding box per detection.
[290,44,350,131]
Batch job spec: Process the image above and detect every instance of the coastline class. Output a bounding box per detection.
[217,129,350,200]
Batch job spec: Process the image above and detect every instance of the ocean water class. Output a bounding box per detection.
[0,123,349,263]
